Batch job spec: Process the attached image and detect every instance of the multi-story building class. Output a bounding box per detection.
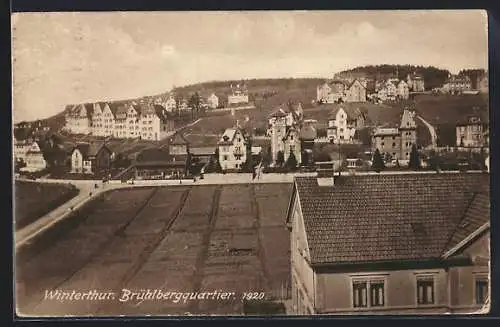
[163,95,177,112]
[327,107,366,144]
[113,105,128,139]
[228,84,249,105]
[456,114,489,148]
[13,138,32,163]
[91,103,105,137]
[207,93,219,109]
[21,141,48,172]
[126,104,141,138]
[268,103,305,167]
[286,172,490,315]
[63,104,93,135]
[477,73,488,94]
[138,104,175,141]
[70,142,112,175]
[406,73,425,92]
[317,79,367,103]
[442,75,472,94]
[371,108,417,162]
[397,80,410,100]
[218,127,248,170]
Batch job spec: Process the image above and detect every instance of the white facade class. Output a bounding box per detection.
[327,108,356,143]
[218,128,247,170]
[22,142,47,172]
[164,96,177,112]
[71,148,92,174]
[101,103,115,137]
[207,93,219,109]
[91,103,104,136]
[126,105,140,138]
[64,104,92,135]
[397,80,410,100]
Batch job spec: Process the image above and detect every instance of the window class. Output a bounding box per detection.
[370,281,385,307]
[352,279,385,308]
[417,277,435,305]
[475,279,488,305]
[392,143,396,147]
[353,281,368,308]
[381,142,385,146]
[223,155,228,161]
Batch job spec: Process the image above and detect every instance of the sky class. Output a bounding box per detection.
[12,10,488,122]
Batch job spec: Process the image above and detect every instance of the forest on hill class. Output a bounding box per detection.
[334,64,451,90]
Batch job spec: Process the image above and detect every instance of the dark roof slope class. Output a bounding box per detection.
[294,173,489,265]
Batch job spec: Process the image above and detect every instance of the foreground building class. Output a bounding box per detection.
[371,108,417,163]
[21,141,48,172]
[406,73,425,92]
[286,172,490,315]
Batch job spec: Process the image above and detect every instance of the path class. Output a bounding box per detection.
[417,114,437,148]
[15,180,123,249]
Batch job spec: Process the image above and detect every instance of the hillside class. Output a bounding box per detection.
[334,64,451,90]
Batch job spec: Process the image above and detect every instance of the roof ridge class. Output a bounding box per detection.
[441,192,479,255]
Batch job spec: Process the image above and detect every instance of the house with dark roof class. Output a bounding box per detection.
[138,104,175,141]
[456,110,489,148]
[133,134,190,179]
[217,127,248,170]
[70,142,112,175]
[286,172,490,315]
[20,141,48,172]
[371,108,417,163]
[327,107,366,144]
[63,103,94,135]
[317,79,367,104]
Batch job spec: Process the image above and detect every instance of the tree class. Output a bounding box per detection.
[428,151,440,172]
[317,128,327,138]
[371,149,385,173]
[408,144,421,170]
[276,150,285,167]
[314,151,331,163]
[285,150,298,170]
[262,145,272,167]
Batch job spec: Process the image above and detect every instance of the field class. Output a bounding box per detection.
[15,183,293,316]
[14,181,79,230]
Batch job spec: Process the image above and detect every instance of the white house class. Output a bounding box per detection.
[91,103,104,136]
[64,104,93,135]
[126,105,141,138]
[164,95,177,112]
[397,80,410,100]
[138,104,175,141]
[21,141,47,172]
[327,107,365,143]
[218,127,247,170]
[207,93,219,109]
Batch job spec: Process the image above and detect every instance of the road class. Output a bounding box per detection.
[15,180,123,249]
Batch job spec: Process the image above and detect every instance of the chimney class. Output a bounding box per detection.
[316,161,337,187]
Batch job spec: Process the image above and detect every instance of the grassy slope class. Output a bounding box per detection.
[14,181,79,230]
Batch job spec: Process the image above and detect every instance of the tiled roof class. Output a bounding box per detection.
[328,107,363,120]
[72,142,109,159]
[169,132,189,146]
[293,173,489,265]
[300,125,317,140]
[444,193,490,252]
[190,147,215,156]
